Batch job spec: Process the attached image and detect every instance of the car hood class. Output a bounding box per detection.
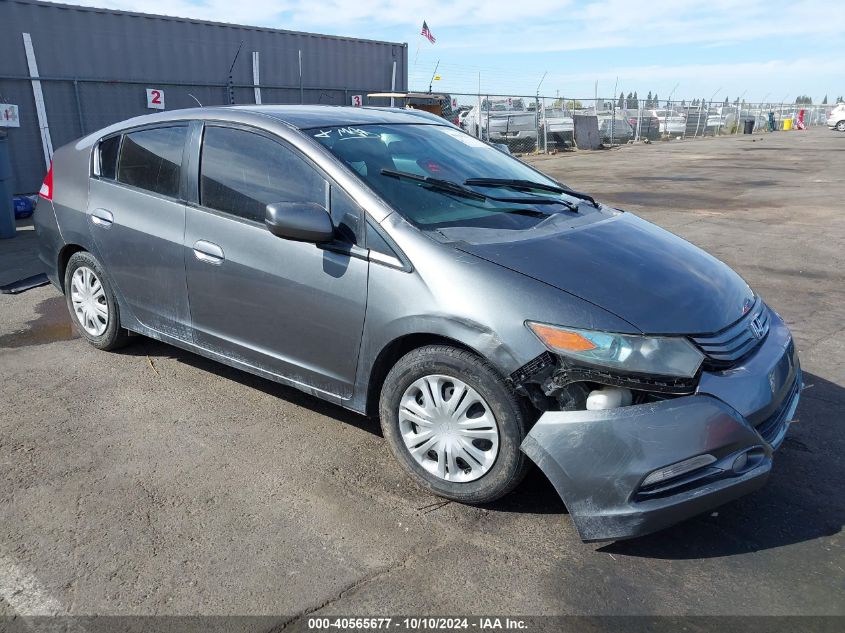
[455,212,754,335]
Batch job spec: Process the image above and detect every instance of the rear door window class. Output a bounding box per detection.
[117,126,187,198]
[200,126,329,225]
[97,135,120,180]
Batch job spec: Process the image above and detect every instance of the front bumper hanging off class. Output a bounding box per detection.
[520,311,802,542]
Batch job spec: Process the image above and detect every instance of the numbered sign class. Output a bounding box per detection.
[146,88,165,110]
[350,95,363,107]
[0,104,20,127]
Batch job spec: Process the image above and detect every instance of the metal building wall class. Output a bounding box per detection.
[0,0,408,193]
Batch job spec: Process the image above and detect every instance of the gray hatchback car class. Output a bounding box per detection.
[34,105,801,541]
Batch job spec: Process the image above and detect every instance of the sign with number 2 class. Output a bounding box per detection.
[146,88,165,110]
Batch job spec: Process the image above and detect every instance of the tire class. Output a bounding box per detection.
[379,345,529,504]
[63,251,130,351]
[837,120,845,132]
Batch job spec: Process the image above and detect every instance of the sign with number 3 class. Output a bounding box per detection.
[350,95,363,107]
[146,88,165,110]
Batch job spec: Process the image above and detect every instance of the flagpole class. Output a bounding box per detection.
[412,35,422,77]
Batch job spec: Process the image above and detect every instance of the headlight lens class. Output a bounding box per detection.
[526,322,704,378]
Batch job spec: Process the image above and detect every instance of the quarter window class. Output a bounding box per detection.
[97,135,120,180]
[366,222,397,258]
[200,126,328,224]
[117,127,186,198]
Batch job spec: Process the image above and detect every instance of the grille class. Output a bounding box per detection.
[691,298,770,366]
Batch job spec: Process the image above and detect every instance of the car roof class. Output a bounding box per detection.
[167,105,445,129]
[231,105,448,128]
[75,105,445,151]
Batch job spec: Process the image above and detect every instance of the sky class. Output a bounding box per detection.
[64,0,844,104]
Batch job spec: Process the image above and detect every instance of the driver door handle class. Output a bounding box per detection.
[193,240,225,265]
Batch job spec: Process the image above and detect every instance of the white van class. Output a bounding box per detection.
[827,103,845,131]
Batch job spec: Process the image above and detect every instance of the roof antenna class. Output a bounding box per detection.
[188,93,203,107]
[227,41,245,105]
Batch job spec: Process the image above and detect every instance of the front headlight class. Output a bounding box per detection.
[526,322,704,378]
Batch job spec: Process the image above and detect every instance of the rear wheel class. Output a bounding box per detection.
[836,120,845,132]
[64,251,130,351]
[379,345,529,504]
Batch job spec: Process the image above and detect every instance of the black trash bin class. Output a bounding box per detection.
[743,118,755,134]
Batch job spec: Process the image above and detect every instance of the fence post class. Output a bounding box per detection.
[542,97,548,153]
[693,100,702,139]
[611,100,616,146]
[485,95,490,141]
[637,104,642,141]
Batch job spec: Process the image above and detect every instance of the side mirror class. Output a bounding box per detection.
[265,202,334,243]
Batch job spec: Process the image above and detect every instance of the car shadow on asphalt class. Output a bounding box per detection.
[119,337,383,437]
[126,336,843,555]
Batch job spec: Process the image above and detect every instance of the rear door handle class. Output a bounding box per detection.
[90,208,114,227]
[192,240,225,265]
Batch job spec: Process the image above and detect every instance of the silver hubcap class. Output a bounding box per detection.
[399,374,500,483]
[70,266,108,336]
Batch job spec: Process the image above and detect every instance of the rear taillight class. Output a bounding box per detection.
[39,162,53,200]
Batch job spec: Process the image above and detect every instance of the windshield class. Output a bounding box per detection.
[306,123,583,230]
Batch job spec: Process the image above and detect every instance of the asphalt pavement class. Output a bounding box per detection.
[0,127,842,625]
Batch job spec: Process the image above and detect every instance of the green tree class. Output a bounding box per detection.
[653,94,659,108]
[632,91,639,108]
[554,99,582,110]
[618,92,625,108]
[795,95,812,105]
[724,96,729,106]
[553,98,582,110]
[646,91,653,108]
[822,95,828,104]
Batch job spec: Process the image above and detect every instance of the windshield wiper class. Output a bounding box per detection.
[381,170,567,211]
[381,169,486,201]
[464,178,599,208]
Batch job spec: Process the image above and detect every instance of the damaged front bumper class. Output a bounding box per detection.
[520,311,801,542]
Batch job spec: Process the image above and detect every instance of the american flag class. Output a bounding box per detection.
[421,21,436,44]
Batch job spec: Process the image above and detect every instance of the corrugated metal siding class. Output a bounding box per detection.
[0,0,408,192]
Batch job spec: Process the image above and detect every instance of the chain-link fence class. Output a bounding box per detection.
[2,71,837,191]
[444,92,834,155]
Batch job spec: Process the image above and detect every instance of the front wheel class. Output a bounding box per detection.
[379,345,529,504]
[836,120,845,132]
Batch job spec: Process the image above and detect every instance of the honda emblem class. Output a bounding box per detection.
[749,316,765,340]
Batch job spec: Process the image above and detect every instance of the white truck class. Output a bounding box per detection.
[463,98,538,153]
